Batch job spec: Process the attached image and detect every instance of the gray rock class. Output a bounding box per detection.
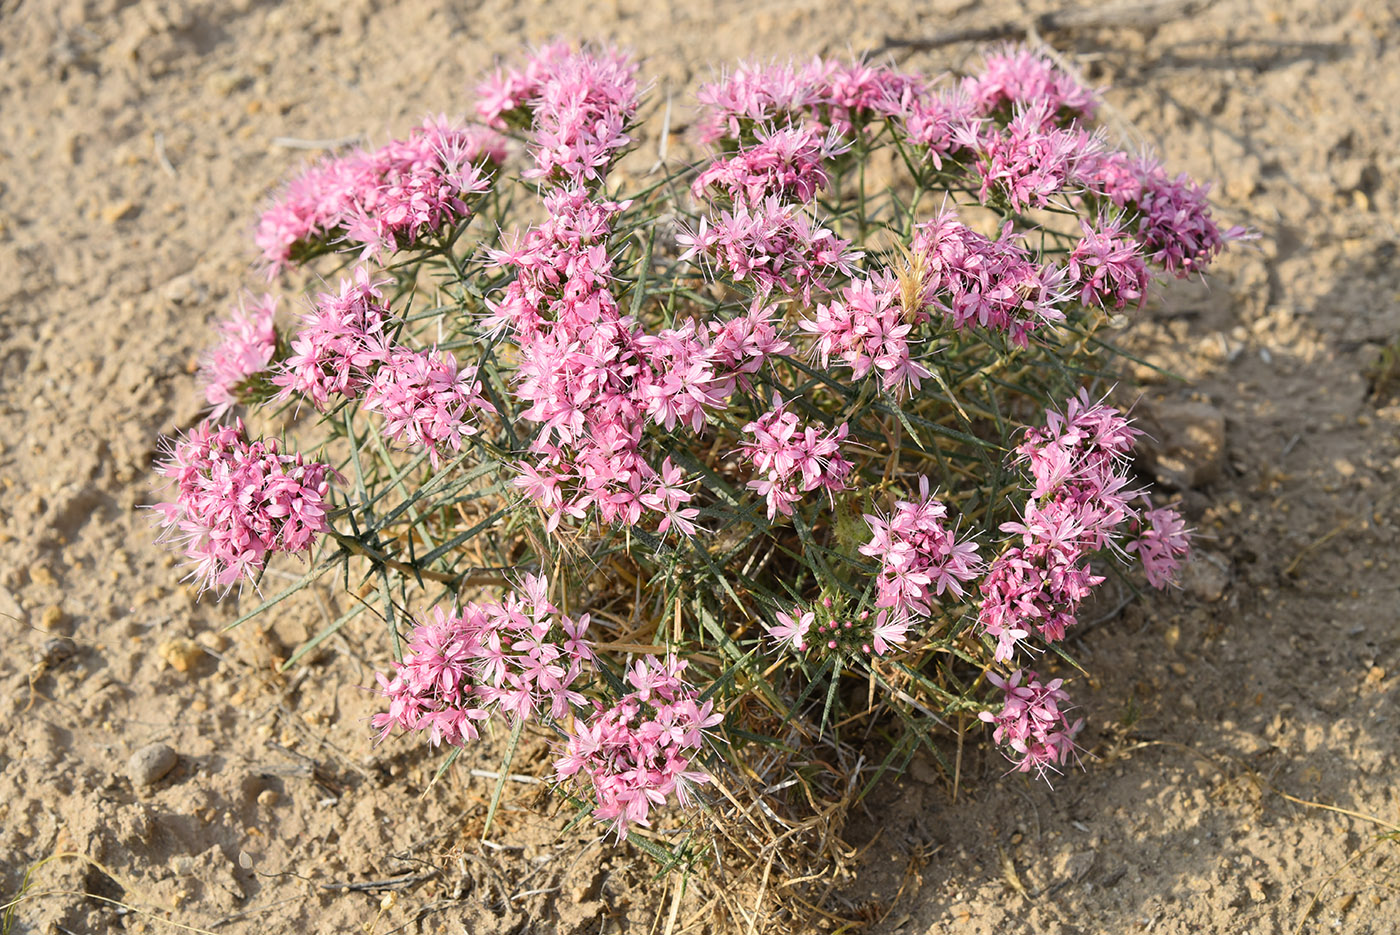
[128,742,177,787]
[1142,401,1227,489]
[1181,550,1231,602]
[1054,849,1096,883]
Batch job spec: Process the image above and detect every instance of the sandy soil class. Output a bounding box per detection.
[1,0,1397,933]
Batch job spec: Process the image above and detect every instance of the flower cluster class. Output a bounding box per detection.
[273,268,391,409]
[1127,505,1192,589]
[978,391,1189,661]
[802,273,931,395]
[766,596,910,658]
[485,47,795,535]
[255,117,505,271]
[490,185,656,530]
[1080,151,1247,277]
[737,395,854,520]
[362,347,495,468]
[152,419,333,592]
[860,477,981,621]
[696,57,919,146]
[372,574,594,748]
[199,293,279,418]
[976,103,1101,212]
[912,210,1069,347]
[963,46,1098,122]
[1066,215,1151,310]
[477,42,639,185]
[1130,160,1247,276]
[555,656,722,837]
[978,669,1083,779]
[678,197,861,303]
[691,124,844,205]
[636,304,792,433]
[895,87,981,170]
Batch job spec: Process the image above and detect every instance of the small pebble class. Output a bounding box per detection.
[158,637,203,673]
[129,743,177,787]
[256,788,279,808]
[102,200,138,224]
[40,604,64,631]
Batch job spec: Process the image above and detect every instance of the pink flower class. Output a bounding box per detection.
[272,267,391,409]
[151,418,334,594]
[912,209,1069,347]
[476,41,577,127]
[199,293,279,418]
[555,656,720,838]
[737,394,853,520]
[860,476,981,620]
[679,197,862,303]
[802,274,932,395]
[895,87,981,170]
[977,391,1167,659]
[963,45,1098,122]
[695,59,827,145]
[695,56,923,145]
[979,669,1084,781]
[372,575,594,746]
[692,124,845,205]
[1126,505,1191,588]
[766,607,814,651]
[1066,216,1151,309]
[976,103,1103,212]
[870,610,911,656]
[256,117,505,272]
[478,43,640,187]
[362,346,495,467]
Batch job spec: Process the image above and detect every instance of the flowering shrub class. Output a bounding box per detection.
[155,41,1240,866]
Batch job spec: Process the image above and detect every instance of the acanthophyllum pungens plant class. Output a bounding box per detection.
[154,41,1240,871]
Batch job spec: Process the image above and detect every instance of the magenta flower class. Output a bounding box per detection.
[1066,216,1151,309]
[978,391,1184,660]
[737,394,854,520]
[555,656,721,838]
[912,209,1069,346]
[979,668,1084,780]
[976,103,1103,212]
[678,197,862,303]
[477,43,639,187]
[895,87,981,170]
[860,476,982,621]
[199,293,279,418]
[256,117,505,272]
[1126,505,1192,588]
[1130,157,1249,276]
[963,45,1098,122]
[802,273,932,395]
[1077,151,1250,277]
[695,56,922,146]
[371,575,594,747]
[362,346,496,468]
[151,418,334,593]
[692,124,845,205]
[273,267,391,409]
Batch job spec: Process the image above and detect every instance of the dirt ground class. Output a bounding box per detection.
[1,0,1398,932]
